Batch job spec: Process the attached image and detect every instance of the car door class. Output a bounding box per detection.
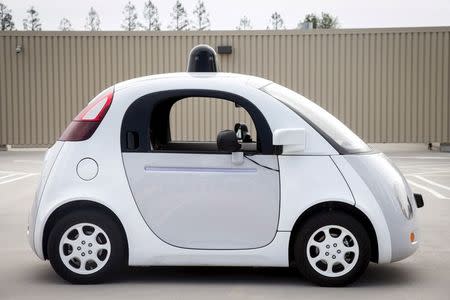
[121,90,280,250]
[122,152,279,249]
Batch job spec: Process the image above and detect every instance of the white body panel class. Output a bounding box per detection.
[336,154,420,262]
[122,152,280,249]
[28,72,420,269]
[331,156,392,263]
[277,155,355,231]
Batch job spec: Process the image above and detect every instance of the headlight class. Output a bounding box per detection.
[394,181,413,219]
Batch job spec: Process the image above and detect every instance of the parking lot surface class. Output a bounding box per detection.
[0,144,449,299]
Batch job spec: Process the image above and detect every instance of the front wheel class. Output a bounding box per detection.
[47,209,126,284]
[293,211,371,286]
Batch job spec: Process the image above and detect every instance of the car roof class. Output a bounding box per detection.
[114,72,273,92]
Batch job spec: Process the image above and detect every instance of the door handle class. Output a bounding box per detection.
[231,152,244,165]
[127,131,139,150]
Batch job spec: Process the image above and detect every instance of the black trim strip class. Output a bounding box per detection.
[121,89,274,154]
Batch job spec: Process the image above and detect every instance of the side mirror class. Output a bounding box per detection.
[273,128,306,154]
[217,130,242,152]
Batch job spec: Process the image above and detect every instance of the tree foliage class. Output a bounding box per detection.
[59,18,72,31]
[85,7,101,31]
[236,16,252,30]
[121,1,140,31]
[143,0,160,30]
[23,6,41,31]
[319,13,339,29]
[169,0,189,31]
[299,12,338,29]
[192,0,210,31]
[0,2,14,31]
[303,13,319,29]
[268,12,284,30]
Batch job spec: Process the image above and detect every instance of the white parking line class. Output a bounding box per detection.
[405,170,450,176]
[416,174,450,177]
[407,179,450,200]
[0,170,40,185]
[414,175,450,191]
[398,164,450,169]
[391,156,450,159]
[0,173,37,185]
[13,159,42,164]
[0,173,21,180]
[0,170,29,175]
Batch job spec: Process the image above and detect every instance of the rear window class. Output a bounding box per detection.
[262,83,371,154]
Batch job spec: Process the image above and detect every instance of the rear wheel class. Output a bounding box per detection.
[47,209,126,284]
[293,211,371,286]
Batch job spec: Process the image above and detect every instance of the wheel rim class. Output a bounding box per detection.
[58,223,111,275]
[306,225,359,278]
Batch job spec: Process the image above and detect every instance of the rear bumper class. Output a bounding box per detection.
[28,142,64,260]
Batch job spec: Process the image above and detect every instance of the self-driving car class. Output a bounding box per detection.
[28,45,423,286]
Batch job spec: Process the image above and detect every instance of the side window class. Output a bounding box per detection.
[169,97,257,142]
[151,97,258,153]
[121,90,274,154]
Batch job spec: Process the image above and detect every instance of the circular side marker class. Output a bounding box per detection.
[76,158,98,181]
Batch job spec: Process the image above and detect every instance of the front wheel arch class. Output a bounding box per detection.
[288,201,379,266]
[42,200,128,262]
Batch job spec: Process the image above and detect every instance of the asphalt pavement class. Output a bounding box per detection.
[0,144,449,299]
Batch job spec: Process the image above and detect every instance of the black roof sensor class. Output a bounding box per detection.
[186,44,218,72]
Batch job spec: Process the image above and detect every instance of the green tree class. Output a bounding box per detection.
[236,16,252,30]
[85,7,100,31]
[192,0,210,30]
[143,0,160,30]
[23,6,41,31]
[303,13,319,29]
[169,0,189,30]
[319,12,338,29]
[298,12,339,29]
[59,18,72,31]
[121,1,140,31]
[268,12,284,30]
[0,2,14,31]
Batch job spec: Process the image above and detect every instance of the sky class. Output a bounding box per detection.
[3,0,450,30]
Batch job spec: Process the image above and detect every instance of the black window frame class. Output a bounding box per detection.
[120,89,274,155]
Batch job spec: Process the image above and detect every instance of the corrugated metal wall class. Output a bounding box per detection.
[0,28,449,146]
[170,98,256,142]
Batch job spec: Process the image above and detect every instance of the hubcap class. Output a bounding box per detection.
[306,225,359,278]
[58,223,111,275]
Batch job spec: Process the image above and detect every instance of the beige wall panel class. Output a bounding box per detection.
[0,28,449,146]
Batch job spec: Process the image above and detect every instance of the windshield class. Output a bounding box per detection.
[263,83,371,154]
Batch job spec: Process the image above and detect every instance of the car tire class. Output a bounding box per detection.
[47,208,126,284]
[293,211,371,287]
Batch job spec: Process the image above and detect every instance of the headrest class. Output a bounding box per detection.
[216,130,241,152]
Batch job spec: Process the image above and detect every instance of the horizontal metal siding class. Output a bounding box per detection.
[0,28,449,146]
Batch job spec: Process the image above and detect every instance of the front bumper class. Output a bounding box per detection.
[343,153,422,263]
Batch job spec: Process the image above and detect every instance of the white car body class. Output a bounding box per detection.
[28,71,421,285]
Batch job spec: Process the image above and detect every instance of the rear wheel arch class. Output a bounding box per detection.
[288,201,379,265]
[42,200,128,261]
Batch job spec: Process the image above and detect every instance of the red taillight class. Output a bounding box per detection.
[60,87,114,141]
